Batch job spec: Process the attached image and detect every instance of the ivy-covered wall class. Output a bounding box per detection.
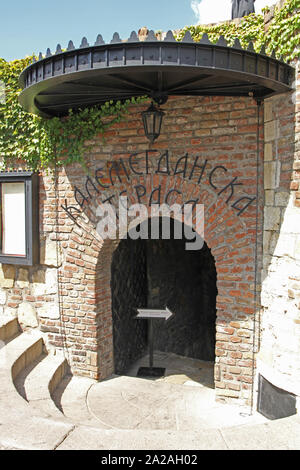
[0,58,145,171]
[177,0,299,61]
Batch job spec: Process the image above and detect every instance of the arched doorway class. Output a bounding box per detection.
[111,217,217,377]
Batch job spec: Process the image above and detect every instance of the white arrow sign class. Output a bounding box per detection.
[136,307,174,321]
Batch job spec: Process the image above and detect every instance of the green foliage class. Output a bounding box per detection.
[177,0,299,61]
[177,11,265,51]
[0,56,44,170]
[0,0,299,171]
[0,56,146,171]
[40,97,146,170]
[265,0,300,60]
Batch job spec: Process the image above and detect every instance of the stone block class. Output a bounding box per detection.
[32,268,57,296]
[275,192,290,207]
[87,351,98,367]
[217,389,240,398]
[45,269,58,295]
[264,101,273,123]
[263,231,272,253]
[263,254,273,269]
[211,126,236,136]
[265,120,277,142]
[264,162,280,189]
[293,161,300,171]
[269,231,280,253]
[37,303,60,320]
[264,143,273,161]
[31,270,46,296]
[0,265,15,288]
[17,269,29,288]
[3,307,17,322]
[18,302,38,328]
[265,190,274,205]
[24,338,43,366]
[1,317,19,338]
[264,206,281,231]
[40,239,62,267]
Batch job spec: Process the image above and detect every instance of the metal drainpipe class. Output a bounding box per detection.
[249,98,262,415]
[54,160,71,365]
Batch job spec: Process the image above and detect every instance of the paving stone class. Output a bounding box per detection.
[56,426,229,450]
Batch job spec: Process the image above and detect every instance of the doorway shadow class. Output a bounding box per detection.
[111,217,217,386]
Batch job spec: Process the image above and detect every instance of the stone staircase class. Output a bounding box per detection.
[0,318,299,450]
[51,374,107,428]
[0,318,80,448]
[0,318,111,448]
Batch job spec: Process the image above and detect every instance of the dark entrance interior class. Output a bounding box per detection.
[111,218,217,375]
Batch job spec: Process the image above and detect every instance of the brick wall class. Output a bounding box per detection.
[0,94,267,406]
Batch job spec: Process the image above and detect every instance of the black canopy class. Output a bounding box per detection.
[19,30,294,118]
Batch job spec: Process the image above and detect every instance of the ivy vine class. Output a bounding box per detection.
[177,0,299,60]
[0,0,299,171]
[177,9,265,50]
[0,56,146,171]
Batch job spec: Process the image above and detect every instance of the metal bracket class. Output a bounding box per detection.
[151,92,168,106]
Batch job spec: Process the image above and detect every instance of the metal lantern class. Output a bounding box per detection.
[142,102,165,144]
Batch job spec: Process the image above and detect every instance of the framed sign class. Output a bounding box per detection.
[0,172,39,266]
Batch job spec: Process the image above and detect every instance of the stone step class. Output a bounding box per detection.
[55,425,230,450]
[0,318,20,343]
[52,374,106,428]
[0,330,45,422]
[0,330,75,449]
[0,330,43,392]
[55,413,300,450]
[14,351,70,421]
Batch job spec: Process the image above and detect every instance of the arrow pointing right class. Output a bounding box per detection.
[136,306,174,321]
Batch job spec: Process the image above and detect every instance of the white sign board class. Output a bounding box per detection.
[2,182,26,256]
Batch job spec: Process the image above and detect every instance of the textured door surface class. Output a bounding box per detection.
[148,238,217,361]
[111,238,148,374]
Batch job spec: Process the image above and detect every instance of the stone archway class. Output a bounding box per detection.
[58,140,261,406]
[60,167,258,406]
